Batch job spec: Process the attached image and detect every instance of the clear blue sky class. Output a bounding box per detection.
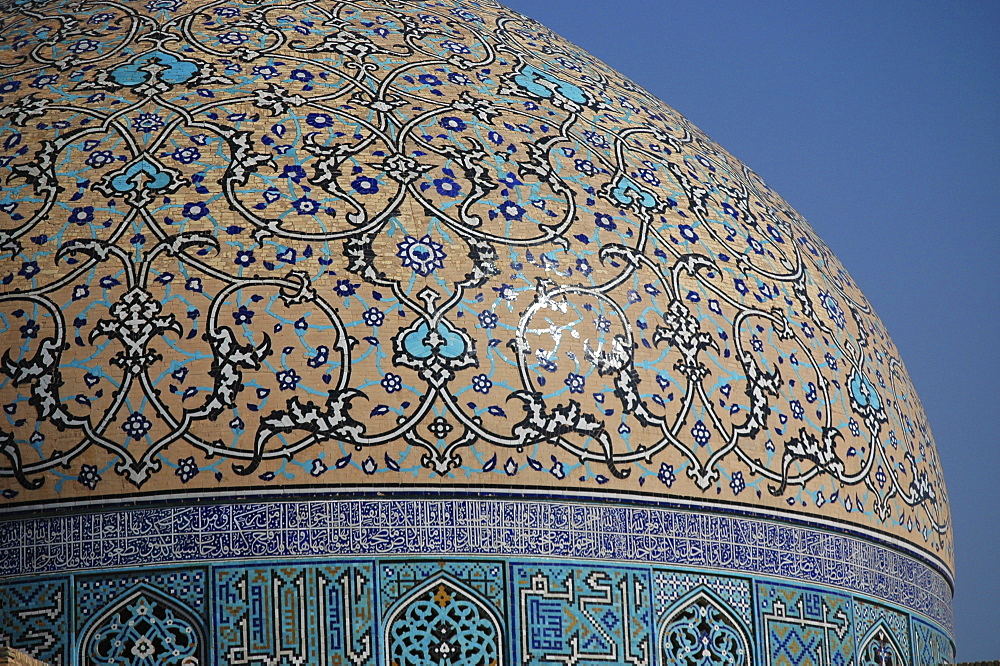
[500,0,1000,659]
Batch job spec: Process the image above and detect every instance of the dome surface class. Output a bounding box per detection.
[0,0,953,664]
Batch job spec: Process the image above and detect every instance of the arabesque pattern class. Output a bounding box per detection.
[0,0,950,563]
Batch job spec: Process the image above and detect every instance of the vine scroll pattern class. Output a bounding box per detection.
[0,0,949,559]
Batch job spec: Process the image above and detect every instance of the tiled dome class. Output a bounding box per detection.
[0,0,953,664]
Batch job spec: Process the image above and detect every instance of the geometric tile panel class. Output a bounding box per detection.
[757,581,855,666]
[0,579,68,666]
[511,562,653,666]
[0,558,954,666]
[653,570,753,626]
[853,598,911,665]
[214,563,374,666]
[913,617,957,666]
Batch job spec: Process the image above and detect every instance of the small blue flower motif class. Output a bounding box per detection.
[818,290,847,329]
[363,308,384,327]
[537,354,557,373]
[849,417,861,437]
[132,113,164,133]
[171,146,201,164]
[185,278,202,293]
[68,206,94,226]
[691,420,711,446]
[790,399,804,420]
[122,412,152,441]
[564,372,585,394]
[638,169,660,187]
[418,74,442,86]
[657,462,676,487]
[448,72,473,85]
[351,175,379,195]
[730,471,745,495]
[595,316,611,333]
[19,320,39,339]
[72,285,89,301]
[78,464,101,490]
[575,258,593,277]
[182,201,210,220]
[276,368,301,391]
[583,130,610,149]
[69,38,101,54]
[289,68,314,83]
[498,172,522,188]
[478,310,498,329]
[750,335,764,353]
[805,382,818,403]
[334,279,358,297]
[292,197,320,215]
[234,249,255,268]
[550,460,566,480]
[441,40,471,54]
[280,164,306,182]
[310,459,327,476]
[85,150,115,168]
[557,57,582,72]
[18,261,39,279]
[87,12,115,24]
[217,31,248,45]
[433,177,462,197]
[590,212,618,231]
[381,373,402,393]
[30,74,59,89]
[574,159,599,176]
[472,374,492,394]
[215,6,240,17]
[498,201,526,221]
[232,306,254,325]
[396,234,446,276]
[362,456,378,475]
[439,116,466,132]
[678,224,698,242]
[494,283,518,301]
[824,352,838,371]
[876,466,886,488]
[175,457,199,483]
[253,65,279,79]
[0,80,20,95]
[306,112,335,128]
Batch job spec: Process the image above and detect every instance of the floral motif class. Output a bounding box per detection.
[175,457,199,482]
[0,0,949,565]
[396,235,446,276]
[78,464,101,489]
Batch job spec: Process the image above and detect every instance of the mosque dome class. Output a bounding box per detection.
[0,0,953,664]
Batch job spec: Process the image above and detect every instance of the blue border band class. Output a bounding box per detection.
[0,497,953,635]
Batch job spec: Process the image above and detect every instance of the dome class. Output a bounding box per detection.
[0,0,953,663]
